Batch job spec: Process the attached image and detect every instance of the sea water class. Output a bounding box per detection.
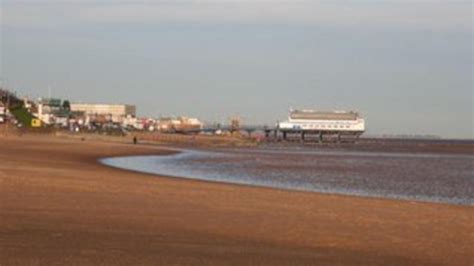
[101,148,474,205]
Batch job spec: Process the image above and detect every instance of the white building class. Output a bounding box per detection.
[278,109,365,135]
[70,103,136,123]
[158,117,203,133]
[0,102,5,123]
[36,98,67,125]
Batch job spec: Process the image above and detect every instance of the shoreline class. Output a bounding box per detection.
[1,134,473,265]
[99,148,473,207]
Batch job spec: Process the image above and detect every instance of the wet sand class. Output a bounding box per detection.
[1,135,473,265]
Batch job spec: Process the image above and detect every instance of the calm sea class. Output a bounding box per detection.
[101,147,473,205]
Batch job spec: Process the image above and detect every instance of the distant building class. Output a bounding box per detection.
[37,98,70,126]
[173,117,203,133]
[0,102,5,123]
[70,103,136,123]
[277,109,365,141]
[158,116,203,133]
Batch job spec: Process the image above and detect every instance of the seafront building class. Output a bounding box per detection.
[70,103,136,123]
[277,109,365,142]
[36,98,70,126]
[158,117,204,133]
[0,102,6,123]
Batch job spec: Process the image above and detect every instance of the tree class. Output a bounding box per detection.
[230,116,241,135]
[62,100,71,111]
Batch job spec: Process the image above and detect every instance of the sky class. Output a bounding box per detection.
[1,0,473,138]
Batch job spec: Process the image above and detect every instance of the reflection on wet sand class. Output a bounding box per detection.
[102,147,474,205]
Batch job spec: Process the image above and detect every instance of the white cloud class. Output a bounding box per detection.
[2,0,472,31]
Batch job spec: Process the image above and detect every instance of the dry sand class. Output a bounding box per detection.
[0,134,473,265]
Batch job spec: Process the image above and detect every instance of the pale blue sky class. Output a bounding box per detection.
[1,0,473,138]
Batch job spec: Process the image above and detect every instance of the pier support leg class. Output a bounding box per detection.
[283,131,287,141]
[301,132,305,142]
[318,132,323,143]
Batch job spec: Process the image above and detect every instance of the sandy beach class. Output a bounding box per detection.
[1,134,473,265]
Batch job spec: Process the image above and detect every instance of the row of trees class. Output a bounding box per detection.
[0,89,27,110]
